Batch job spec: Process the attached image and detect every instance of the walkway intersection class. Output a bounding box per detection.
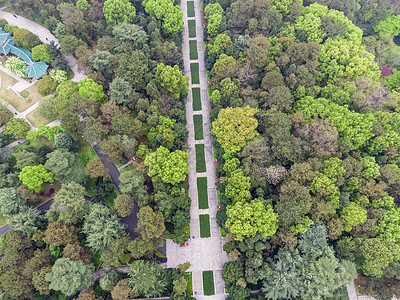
[166,0,230,299]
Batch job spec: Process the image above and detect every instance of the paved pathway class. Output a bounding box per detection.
[165,1,229,299]
[0,10,87,82]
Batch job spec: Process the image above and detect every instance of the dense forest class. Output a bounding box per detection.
[204,0,400,299]
[0,0,194,298]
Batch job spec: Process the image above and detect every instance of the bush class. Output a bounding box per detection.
[4,56,27,78]
[49,69,67,83]
[32,44,51,63]
[3,24,17,33]
[0,105,11,126]
[99,270,120,292]
[37,75,58,96]
[13,28,41,51]
[0,18,8,28]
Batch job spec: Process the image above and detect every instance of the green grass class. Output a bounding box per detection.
[12,137,48,153]
[186,272,193,295]
[220,226,226,237]
[190,63,200,84]
[195,144,206,173]
[93,252,102,269]
[188,20,196,38]
[192,87,201,111]
[0,214,7,227]
[193,114,203,140]
[197,177,208,209]
[26,109,51,127]
[202,270,215,295]
[79,145,97,166]
[189,40,198,60]
[187,1,195,17]
[199,214,211,238]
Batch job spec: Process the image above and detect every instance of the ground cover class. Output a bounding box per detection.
[190,63,199,84]
[197,177,208,209]
[192,87,201,111]
[26,109,50,127]
[188,20,196,38]
[189,40,198,60]
[195,143,206,172]
[0,71,42,111]
[79,144,97,166]
[187,1,195,17]
[12,137,48,153]
[193,114,203,140]
[199,214,210,238]
[186,272,193,295]
[202,270,215,295]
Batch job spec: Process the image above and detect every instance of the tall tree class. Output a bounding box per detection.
[45,149,86,184]
[103,0,136,25]
[19,165,54,193]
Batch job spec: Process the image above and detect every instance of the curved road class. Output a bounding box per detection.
[0,10,87,82]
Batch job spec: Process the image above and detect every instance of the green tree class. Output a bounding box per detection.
[77,78,108,104]
[76,0,90,11]
[136,206,165,240]
[128,260,168,298]
[208,34,232,56]
[9,208,44,236]
[111,279,139,300]
[373,15,400,36]
[222,261,244,287]
[362,156,380,180]
[45,258,95,296]
[204,3,223,36]
[45,149,86,184]
[89,50,113,78]
[14,150,39,170]
[83,204,126,253]
[54,133,77,152]
[3,118,30,139]
[100,270,120,292]
[340,202,367,232]
[156,63,189,96]
[211,106,258,153]
[85,158,109,179]
[43,221,79,246]
[113,194,135,217]
[270,0,302,15]
[0,187,26,217]
[109,77,133,105]
[13,28,41,51]
[144,146,189,185]
[376,208,400,244]
[103,0,136,25]
[112,22,148,49]
[225,169,251,203]
[226,199,279,241]
[19,165,54,193]
[31,44,51,63]
[101,235,130,267]
[144,0,183,34]
[48,182,90,224]
[115,50,149,89]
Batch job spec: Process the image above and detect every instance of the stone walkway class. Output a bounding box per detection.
[166,1,229,299]
[0,10,87,82]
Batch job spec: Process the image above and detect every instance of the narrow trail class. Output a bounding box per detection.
[166,0,229,299]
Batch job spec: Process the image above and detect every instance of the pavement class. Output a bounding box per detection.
[0,10,87,82]
[164,0,230,298]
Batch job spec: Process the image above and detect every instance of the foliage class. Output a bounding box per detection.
[4,56,27,78]
[45,149,86,184]
[77,78,108,104]
[156,63,189,96]
[31,44,51,63]
[49,69,67,83]
[113,194,134,217]
[373,15,400,36]
[144,0,183,34]
[103,0,136,25]
[37,75,58,96]
[13,28,41,51]
[19,165,54,193]
[3,118,30,140]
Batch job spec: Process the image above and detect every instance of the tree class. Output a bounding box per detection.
[83,203,126,252]
[0,188,26,217]
[89,50,113,78]
[136,206,165,240]
[77,78,108,104]
[112,22,148,49]
[100,270,120,292]
[340,202,367,232]
[101,235,130,267]
[60,112,84,140]
[111,279,139,300]
[121,135,137,158]
[144,146,189,185]
[43,221,79,246]
[204,3,223,36]
[128,260,168,298]
[13,28,41,51]
[14,150,39,170]
[54,133,77,152]
[225,169,251,203]
[85,158,109,179]
[63,242,93,264]
[31,44,51,63]
[115,50,149,89]
[32,266,51,295]
[3,118,30,139]
[19,165,54,193]
[45,149,86,184]
[45,258,95,296]
[376,208,400,244]
[156,63,189,96]
[0,147,12,164]
[0,105,11,126]
[114,194,134,217]
[226,199,279,241]
[49,182,90,224]
[246,35,271,68]
[103,0,136,25]
[16,184,40,203]
[99,135,123,162]
[76,0,90,11]
[222,261,244,287]
[49,69,67,83]
[208,34,232,56]
[9,208,44,236]
[4,56,27,77]
[109,77,133,105]
[144,0,183,35]
[373,14,400,36]
[58,3,84,34]
[172,210,190,228]
[211,106,258,153]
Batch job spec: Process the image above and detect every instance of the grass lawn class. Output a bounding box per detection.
[199,214,211,238]
[202,270,215,295]
[188,20,196,38]
[12,137,48,153]
[197,177,208,209]
[189,40,198,60]
[190,63,200,84]
[195,144,206,173]
[26,109,51,127]
[93,252,102,269]
[187,1,195,17]
[79,144,97,166]
[120,162,135,174]
[186,272,193,295]
[193,114,203,140]
[192,87,201,111]
[220,226,226,237]
[0,71,42,112]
